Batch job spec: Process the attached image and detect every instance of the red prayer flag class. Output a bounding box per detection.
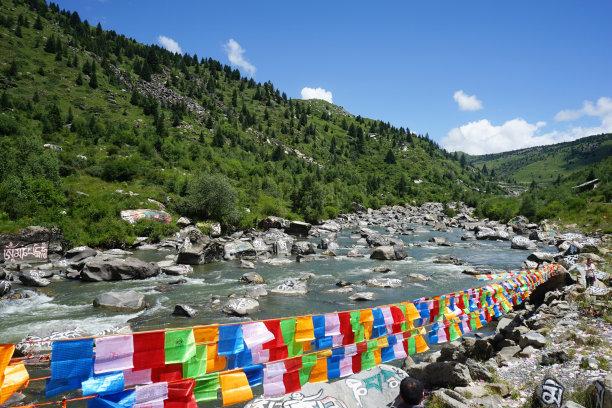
[262,320,285,349]
[351,354,362,374]
[429,300,439,323]
[152,364,183,382]
[338,312,354,345]
[133,332,165,370]
[269,346,288,361]
[283,370,301,393]
[284,357,302,373]
[164,379,197,408]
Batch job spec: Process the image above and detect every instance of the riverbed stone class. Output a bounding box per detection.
[258,216,289,230]
[223,240,255,260]
[241,272,265,284]
[64,246,98,262]
[527,251,556,263]
[511,236,537,250]
[81,256,160,282]
[285,221,311,236]
[406,361,472,388]
[370,245,406,260]
[173,304,198,318]
[349,292,375,301]
[93,290,146,311]
[407,273,430,282]
[223,297,260,316]
[519,331,547,349]
[18,270,50,287]
[291,241,316,255]
[0,281,11,297]
[270,278,308,295]
[240,260,255,269]
[161,264,193,276]
[429,236,451,246]
[365,277,402,288]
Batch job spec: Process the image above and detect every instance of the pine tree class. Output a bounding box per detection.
[34,15,43,30]
[213,127,225,147]
[89,61,98,88]
[66,107,74,124]
[7,60,18,77]
[15,24,22,38]
[75,72,83,85]
[384,149,396,164]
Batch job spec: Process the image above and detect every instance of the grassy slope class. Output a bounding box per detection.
[0,0,494,246]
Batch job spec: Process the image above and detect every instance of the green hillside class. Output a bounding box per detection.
[468,133,612,185]
[0,0,497,246]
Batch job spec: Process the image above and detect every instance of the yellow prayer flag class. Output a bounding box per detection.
[373,349,382,365]
[316,349,332,358]
[0,363,29,405]
[0,344,15,385]
[309,358,328,383]
[376,337,388,349]
[194,325,219,344]
[220,371,253,406]
[206,343,227,373]
[294,316,315,343]
[415,335,429,354]
[403,302,420,323]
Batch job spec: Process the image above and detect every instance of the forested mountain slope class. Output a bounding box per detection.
[467,133,612,185]
[0,0,495,246]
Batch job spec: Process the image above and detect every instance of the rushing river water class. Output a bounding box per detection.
[0,225,542,345]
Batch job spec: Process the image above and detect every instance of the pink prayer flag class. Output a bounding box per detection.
[94,335,134,374]
[263,362,286,397]
[133,401,165,408]
[251,344,270,364]
[243,322,275,349]
[381,307,394,332]
[123,368,152,387]
[324,313,341,336]
[339,356,354,377]
[393,336,407,359]
[344,344,357,357]
[332,335,344,347]
[437,327,447,343]
[135,382,168,404]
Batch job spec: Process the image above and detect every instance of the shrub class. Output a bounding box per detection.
[101,157,139,182]
[179,171,241,225]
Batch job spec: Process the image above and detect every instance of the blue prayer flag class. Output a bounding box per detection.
[381,346,395,363]
[218,325,245,356]
[312,315,326,339]
[87,390,135,408]
[50,339,94,381]
[81,371,125,396]
[371,308,387,338]
[314,336,333,350]
[45,377,83,398]
[243,364,264,387]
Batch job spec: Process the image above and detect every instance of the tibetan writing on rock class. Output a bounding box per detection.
[2,242,48,263]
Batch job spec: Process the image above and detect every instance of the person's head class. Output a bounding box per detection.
[587,258,593,265]
[399,377,424,405]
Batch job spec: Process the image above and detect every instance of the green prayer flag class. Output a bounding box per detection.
[299,354,317,385]
[408,337,416,355]
[281,318,303,357]
[361,350,375,370]
[469,315,477,331]
[366,339,378,351]
[194,373,220,402]
[350,311,365,343]
[438,296,445,319]
[165,328,196,364]
[448,324,460,342]
[182,345,207,378]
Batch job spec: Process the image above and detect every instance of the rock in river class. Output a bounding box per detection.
[241,272,265,284]
[223,297,260,316]
[93,290,146,311]
[510,236,537,250]
[64,246,97,262]
[0,280,11,297]
[270,278,308,295]
[173,304,198,318]
[365,278,402,288]
[370,245,406,260]
[291,241,316,256]
[285,221,312,236]
[81,256,160,282]
[161,264,193,276]
[349,292,375,301]
[19,270,51,287]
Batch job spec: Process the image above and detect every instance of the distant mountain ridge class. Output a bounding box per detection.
[467,133,612,184]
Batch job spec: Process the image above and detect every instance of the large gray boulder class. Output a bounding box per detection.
[370,245,407,260]
[258,216,289,230]
[285,221,312,236]
[349,292,375,301]
[527,251,556,263]
[0,280,11,297]
[93,290,146,311]
[241,272,265,284]
[406,361,472,388]
[161,264,193,276]
[270,278,308,295]
[519,331,547,349]
[222,297,260,316]
[172,304,198,318]
[64,246,98,262]
[19,270,51,287]
[81,256,160,282]
[511,236,537,250]
[245,364,407,408]
[291,241,316,255]
[223,240,255,260]
[365,278,402,288]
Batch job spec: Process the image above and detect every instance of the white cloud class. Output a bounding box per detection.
[300,87,333,103]
[224,39,256,76]
[453,90,483,111]
[442,96,612,154]
[157,35,182,54]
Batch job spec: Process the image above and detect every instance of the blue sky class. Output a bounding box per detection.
[55,0,612,154]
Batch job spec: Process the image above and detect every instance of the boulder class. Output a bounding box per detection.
[540,350,570,366]
[243,285,268,299]
[240,260,255,269]
[285,221,311,236]
[81,256,160,282]
[430,389,470,408]
[349,292,375,301]
[407,273,430,282]
[291,241,316,256]
[64,246,98,262]
[161,264,193,276]
[223,297,259,316]
[527,251,556,263]
[519,331,547,349]
[406,361,472,388]
[18,270,50,287]
[0,280,11,297]
[318,221,341,232]
[497,345,521,361]
[176,240,209,265]
[373,266,391,273]
[258,216,289,230]
[510,236,537,250]
[346,248,363,258]
[93,290,146,311]
[370,245,407,260]
[209,222,222,238]
[270,279,308,295]
[223,241,255,260]
[529,230,548,242]
[365,278,402,288]
[176,216,192,227]
[241,272,265,284]
[172,304,198,318]
[429,237,451,246]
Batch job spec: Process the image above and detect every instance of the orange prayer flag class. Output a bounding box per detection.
[403,302,420,323]
[0,363,29,405]
[220,371,253,406]
[206,343,227,373]
[308,358,328,383]
[376,337,388,349]
[294,316,315,343]
[359,310,373,340]
[415,335,429,354]
[0,345,15,385]
[194,325,219,344]
[373,349,382,365]
[317,349,332,358]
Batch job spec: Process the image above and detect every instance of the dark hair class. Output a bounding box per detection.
[399,377,424,405]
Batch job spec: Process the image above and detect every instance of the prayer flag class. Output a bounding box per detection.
[350,311,365,343]
[87,390,135,408]
[0,345,15,385]
[194,373,219,402]
[151,364,183,382]
[299,354,317,385]
[135,382,168,405]
[294,316,315,343]
[0,363,28,405]
[182,345,207,379]
[50,339,94,381]
[206,343,227,373]
[193,325,218,344]
[82,371,125,396]
[280,319,303,357]
[415,334,429,353]
[359,309,374,340]
[242,322,274,349]
[262,320,285,349]
[309,357,328,383]
[94,335,134,374]
[263,361,286,397]
[165,329,196,364]
[45,377,82,398]
[243,364,263,387]
[361,351,375,371]
[220,371,253,406]
[133,332,165,370]
[371,308,387,338]
[312,315,326,339]
[165,378,197,408]
[283,370,301,393]
[218,325,244,356]
[338,312,354,345]
[123,369,152,387]
[324,313,341,337]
